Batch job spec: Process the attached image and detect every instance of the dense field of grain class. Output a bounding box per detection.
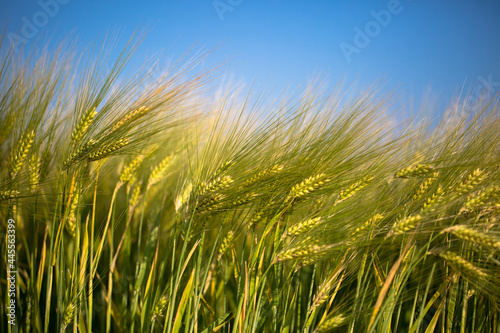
[1,36,499,332]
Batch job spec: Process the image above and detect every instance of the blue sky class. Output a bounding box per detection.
[2,0,500,112]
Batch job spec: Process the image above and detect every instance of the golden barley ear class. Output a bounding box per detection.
[287,173,329,202]
[152,294,169,322]
[71,107,96,147]
[388,214,422,237]
[395,163,435,178]
[148,154,174,187]
[314,314,347,333]
[61,302,76,329]
[335,175,373,205]
[441,225,500,250]
[432,250,488,281]
[454,168,487,196]
[120,155,145,183]
[217,230,234,261]
[460,186,500,214]
[28,153,40,191]
[64,139,98,169]
[10,130,35,179]
[282,217,322,239]
[88,138,129,161]
[0,190,20,201]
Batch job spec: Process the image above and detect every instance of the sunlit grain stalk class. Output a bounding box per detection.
[395,163,435,178]
[441,225,500,250]
[335,175,373,205]
[71,107,96,147]
[10,130,35,178]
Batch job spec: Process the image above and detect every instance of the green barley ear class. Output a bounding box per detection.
[28,154,40,191]
[148,154,174,187]
[395,163,435,178]
[441,225,500,250]
[241,164,283,187]
[412,172,438,201]
[152,294,169,322]
[286,173,329,202]
[387,214,422,237]
[128,182,142,208]
[10,130,35,179]
[432,250,488,280]
[61,302,76,329]
[335,175,373,205]
[213,160,234,178]
[460,186,500,214]
[199,175,233,196]
[71,107,96,147]
[0,190,20,201]
[24,293,33,332]
[175,182,193,213]
[420,185,445,213]
[231,192,258,207]
[314,314,347,333]
[120,155,144,183]
[217,230,234,261]
[275,243,333,263]
[196,194,225,214]
[350,213,384,241]
[64,139,98,169]
[454,168,487,196]
[65,189,80,239]
[88,138,129,161]
[282,217,322,239]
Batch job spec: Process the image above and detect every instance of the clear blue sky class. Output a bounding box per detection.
[2,0,500,112]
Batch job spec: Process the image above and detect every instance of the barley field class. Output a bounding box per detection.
[1,35,499,333]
